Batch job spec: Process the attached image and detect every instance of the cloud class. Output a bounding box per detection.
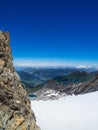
[13,59,69,67]
[13,58,98,68]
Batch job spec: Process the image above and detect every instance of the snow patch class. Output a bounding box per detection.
[31,91,98,130]
[76,65,92,69]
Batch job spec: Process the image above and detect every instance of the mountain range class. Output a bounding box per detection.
[16,66,98,100]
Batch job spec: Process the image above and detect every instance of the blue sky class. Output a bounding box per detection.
[0,0,98,66]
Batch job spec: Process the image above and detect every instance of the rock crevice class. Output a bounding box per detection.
[0,31,40,130]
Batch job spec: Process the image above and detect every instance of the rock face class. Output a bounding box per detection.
[0,31,40,130]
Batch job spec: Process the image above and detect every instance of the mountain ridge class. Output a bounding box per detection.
[32,71,98,100]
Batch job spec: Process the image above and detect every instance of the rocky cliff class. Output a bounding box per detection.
[0,31,40,130]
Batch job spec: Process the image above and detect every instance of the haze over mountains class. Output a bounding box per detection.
[16,66,96,87]
[16,66,98,100]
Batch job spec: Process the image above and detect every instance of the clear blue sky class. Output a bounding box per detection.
[0,0,98,66]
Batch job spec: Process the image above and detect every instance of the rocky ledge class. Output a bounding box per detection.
[0,31,40,130]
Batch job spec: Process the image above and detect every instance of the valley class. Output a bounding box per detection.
[16,66,98,100]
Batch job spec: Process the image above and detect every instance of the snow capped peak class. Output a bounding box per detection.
[76,65,92,69]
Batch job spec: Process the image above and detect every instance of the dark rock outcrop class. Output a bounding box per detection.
[71,73,98,95]
[0,31,40,130]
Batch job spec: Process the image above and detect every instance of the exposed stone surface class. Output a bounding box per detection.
[0,31,40,130]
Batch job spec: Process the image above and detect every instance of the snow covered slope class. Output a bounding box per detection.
[31,91,98,130]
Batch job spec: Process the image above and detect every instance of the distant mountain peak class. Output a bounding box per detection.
[76,65,92,69]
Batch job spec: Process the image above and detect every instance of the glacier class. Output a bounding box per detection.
[31,91,98,130]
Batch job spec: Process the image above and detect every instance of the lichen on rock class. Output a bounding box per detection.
[0,31,40,130]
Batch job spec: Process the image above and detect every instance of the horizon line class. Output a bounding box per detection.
[13,58,98,68]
